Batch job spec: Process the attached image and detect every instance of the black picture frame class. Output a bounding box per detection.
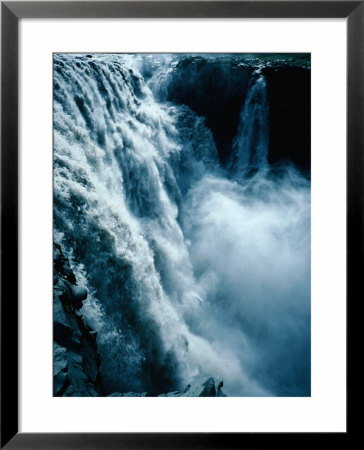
[1,1,359,448]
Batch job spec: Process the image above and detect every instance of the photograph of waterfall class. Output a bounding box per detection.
[53,53,311,397]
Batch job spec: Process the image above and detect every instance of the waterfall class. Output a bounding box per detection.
[54,54,311,396]
[230,72,269,175]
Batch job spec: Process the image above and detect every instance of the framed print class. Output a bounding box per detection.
[1,1,358,448]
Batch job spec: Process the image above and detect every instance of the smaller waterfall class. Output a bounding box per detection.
[231,72,269,175]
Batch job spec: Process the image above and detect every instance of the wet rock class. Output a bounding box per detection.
[182,377,216,397]
[53,242,104,397]
[53,242,76,284]
[53,343,69,396]
[184,383,191,393]
[158,391,181,397]
[70,285,88,309]
[157,377,227,397]
[216,379,226,397]
[108,392,147,397]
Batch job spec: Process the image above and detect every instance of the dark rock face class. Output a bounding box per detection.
[262,66,311,172]
[53,243,104,396]
[166,57,254,165]
[166,56,310,173]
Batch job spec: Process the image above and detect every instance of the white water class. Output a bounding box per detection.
[54,54,310,396]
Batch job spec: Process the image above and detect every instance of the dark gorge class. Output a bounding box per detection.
[158,55,310,170]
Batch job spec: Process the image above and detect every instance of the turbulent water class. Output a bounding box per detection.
[53,53,311,396]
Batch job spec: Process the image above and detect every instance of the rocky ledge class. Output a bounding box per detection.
[109,377,226,397]
[53,243,104,396]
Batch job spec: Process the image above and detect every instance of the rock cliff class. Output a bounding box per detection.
[109,377,226,397]
[53,243,104,396]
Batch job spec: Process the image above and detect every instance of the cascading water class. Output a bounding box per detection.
[229,70,269,176]
[54,53,311,396]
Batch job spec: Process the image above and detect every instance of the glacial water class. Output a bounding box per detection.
[53,53,311,396]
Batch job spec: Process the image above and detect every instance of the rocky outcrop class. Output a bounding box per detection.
[108,392,147,397]
[53,243,104,396]
[180,377,226,397]
[108,377,227,397]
